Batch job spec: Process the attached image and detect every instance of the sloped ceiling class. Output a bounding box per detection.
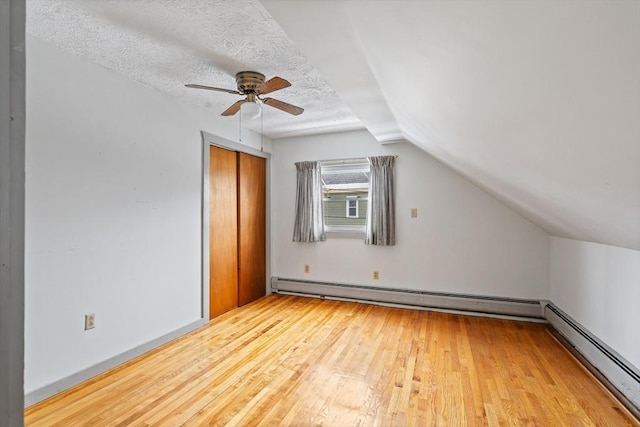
[263,0,640,251]
[27,0,639,250]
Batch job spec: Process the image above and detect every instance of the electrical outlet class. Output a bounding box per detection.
[304,264,311,273]
[411,208,418,218]
[373,270,380,280]
[84,313,95,330]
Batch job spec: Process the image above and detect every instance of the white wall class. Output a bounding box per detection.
[550,236,640,368]
[272,131,549,299]
[24,35,269,394]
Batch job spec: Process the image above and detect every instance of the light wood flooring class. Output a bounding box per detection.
[25,294,638,426]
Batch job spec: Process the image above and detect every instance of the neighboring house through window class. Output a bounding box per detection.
[320,159,369,233]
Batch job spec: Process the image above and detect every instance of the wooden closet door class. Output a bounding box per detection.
[238,152,266,306]
[209,146,238,318]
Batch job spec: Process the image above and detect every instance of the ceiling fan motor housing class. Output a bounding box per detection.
[236,71,265,93]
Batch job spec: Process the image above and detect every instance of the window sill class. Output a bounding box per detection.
[325,230,365,240]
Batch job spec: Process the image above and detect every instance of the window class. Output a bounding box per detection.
[346,198,358,218]
[320,159,369,234]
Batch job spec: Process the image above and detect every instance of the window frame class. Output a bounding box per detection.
[320,159,370,237]
[346,197,359,218]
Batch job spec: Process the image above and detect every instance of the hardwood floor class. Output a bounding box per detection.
[25,294,637,426]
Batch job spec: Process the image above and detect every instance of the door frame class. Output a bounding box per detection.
[200,131,271,320]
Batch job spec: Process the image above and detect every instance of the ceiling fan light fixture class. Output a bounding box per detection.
[241,100,262,120]
[186,71,303,116]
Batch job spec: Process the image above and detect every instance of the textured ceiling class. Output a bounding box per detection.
[26,0,640,250]
[26,0,363,138]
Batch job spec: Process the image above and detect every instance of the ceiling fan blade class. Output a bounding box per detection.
[256,77,291,95]
[221,100,246,116]
[262,97,304,116]
[185,84,241,95]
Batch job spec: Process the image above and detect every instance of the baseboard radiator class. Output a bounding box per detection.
[544,303,640,413]
[271,278,639,413]
[271,277,545,319]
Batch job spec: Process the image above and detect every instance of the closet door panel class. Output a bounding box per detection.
[238,152,266,306]
[209,146,239,318]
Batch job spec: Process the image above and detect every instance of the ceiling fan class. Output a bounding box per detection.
[185,71,304,116]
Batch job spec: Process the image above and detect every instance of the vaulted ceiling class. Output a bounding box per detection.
[27,0,640,250]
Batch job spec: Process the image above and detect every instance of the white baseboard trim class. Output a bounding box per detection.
[544,303,640,412]
[271,277,545,319]
[24,318,208,407]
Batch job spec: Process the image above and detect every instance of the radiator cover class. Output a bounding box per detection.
[545,303,640,412]
[271,277,639,414]
[271,277,544,319]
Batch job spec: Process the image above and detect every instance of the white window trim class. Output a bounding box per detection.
[346,198,359,218]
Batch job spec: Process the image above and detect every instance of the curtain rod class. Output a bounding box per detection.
[311,155,399,164]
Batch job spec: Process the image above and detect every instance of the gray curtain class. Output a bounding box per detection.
[292,161,326,242]
[365,156,395,246]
